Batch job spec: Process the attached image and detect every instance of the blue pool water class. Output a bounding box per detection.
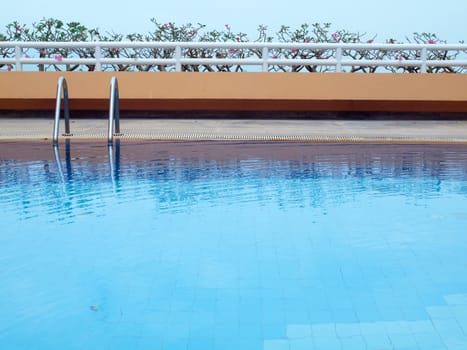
[1,142,467,350]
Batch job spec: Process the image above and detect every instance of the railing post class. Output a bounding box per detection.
[95,45,102,72]
[262,47,269,72]
[15,45,22,71]
[336,47,343,72]
[420,47,427,73]
[175,46,181,72]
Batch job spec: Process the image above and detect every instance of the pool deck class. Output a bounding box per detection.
[2,72,467,143]
[1,118,467,143]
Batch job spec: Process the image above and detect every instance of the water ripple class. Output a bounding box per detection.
[1,143,467,219]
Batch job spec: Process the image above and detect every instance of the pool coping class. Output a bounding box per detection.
[1,118,467,144]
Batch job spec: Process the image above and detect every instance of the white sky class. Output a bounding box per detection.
[1,0,465,42]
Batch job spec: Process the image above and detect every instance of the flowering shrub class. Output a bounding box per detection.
[0,18,465,73]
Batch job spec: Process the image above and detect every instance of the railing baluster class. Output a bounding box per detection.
[336,47,343,72]
[15,45,22,71]
[262,47,269,72]
[175,46,181,72]
[421,47,427,73]
[95,45,102,71]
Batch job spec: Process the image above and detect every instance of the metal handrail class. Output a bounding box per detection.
[2,41,467,50]
[108,140,121,191]
[2,41,467,73]
[52,76,72,144]
[108,76,121,143]
[53,144,65,183]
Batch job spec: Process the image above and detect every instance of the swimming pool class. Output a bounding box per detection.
[1,142,467,350]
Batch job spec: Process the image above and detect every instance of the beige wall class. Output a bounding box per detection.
[1,72,467,112]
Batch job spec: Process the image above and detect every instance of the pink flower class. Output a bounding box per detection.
[396,54,403,62]
[15,26,22,33]
[428,39,436,44]
[24,54,30,58]
[331,33,340,40]
[235,37,240,42]
[272,55,278,59]
[366,39,374,44]
[7,65,12,72]
[291,49,298,54]
[190,30,197,36]
[228,48,237,54]
[54,55,63,61]
[163,23,171,28]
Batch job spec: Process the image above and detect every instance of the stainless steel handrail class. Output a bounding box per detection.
[52,76,72,144]
[108,140,121,191]
[108,76,122,143]
[53,144,65,183]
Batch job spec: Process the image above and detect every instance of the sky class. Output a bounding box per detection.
[1,0,465,42]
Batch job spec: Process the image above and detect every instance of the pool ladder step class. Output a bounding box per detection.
[53,76,122,144]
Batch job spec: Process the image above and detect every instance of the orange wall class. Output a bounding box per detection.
[1,72,467,112]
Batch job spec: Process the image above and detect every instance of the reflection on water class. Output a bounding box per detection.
[1,142,467,223]
[1,142,467,350]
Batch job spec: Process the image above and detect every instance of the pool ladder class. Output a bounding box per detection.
[53,77,71,144]
[53,76,122,144]
[108,76,122,143]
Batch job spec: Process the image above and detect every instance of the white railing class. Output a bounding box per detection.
[1,41,467,73]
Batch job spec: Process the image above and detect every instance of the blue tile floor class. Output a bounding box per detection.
[261,293,467,349]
